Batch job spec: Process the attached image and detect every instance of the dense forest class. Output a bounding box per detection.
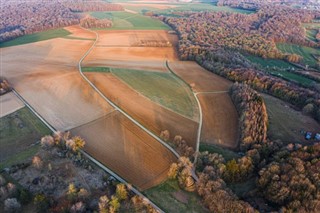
[0,0,123,42]
[159,5,320,122]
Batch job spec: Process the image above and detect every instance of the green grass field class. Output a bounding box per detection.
[144,180,208,213]
[82,67,111,72]
[306,29,318,42]
[302,22,320,29]
[0,107,51,169]
[154,3,255,16]
[83,67,198,119]
[0,28,71,48]
[245,54,296,70]
[91,11,170,30]
[276,43,320,68]
[269,70,314,86]
[245,54,315,86]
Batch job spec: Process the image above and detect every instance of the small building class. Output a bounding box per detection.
[315,133,320,141]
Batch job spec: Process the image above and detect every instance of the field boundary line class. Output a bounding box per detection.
[78,26,180,158]
[108,70,199,122]
[12,89,165,213]
[165,61,202,166]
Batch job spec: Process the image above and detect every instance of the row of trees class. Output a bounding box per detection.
[80,16,113,29]
[230,83,268,151]
[1,0,123,42]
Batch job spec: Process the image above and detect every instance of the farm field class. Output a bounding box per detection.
[90,11,170,30]
[83,30,178,71]
[147,3,255,17]
[144,180,208,213]
[167,61,231,92]
[84,72,199,148]
[276,43,320,68]
[0,107,51,169]
[0,92,24,118]
[269,70,315,86]
[71,111,177,190]
[245,54,296,70]
[120,3,177,13]
[1,37,114,131]
[0,28,71,48]
[306,29,318,42]
[64,25,97,39]
[198,93,239,149]
[109,67,198,120]
[263,94,320,143]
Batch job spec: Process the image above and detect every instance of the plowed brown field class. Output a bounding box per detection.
[168,61,231,92]
[85,72,199,149]
[167,61,239,149]
[198,93,239,149]
[82,30,178,72]
[71,111,176,190]
[1,38,113,130]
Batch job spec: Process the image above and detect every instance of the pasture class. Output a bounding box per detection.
[245,54,296,70]
[263,94,320,143]
[0,28,71,48]
[269,70,315,87]
[306,29,318,42]
[109,67,198,120]
[0,107,51,169]
[276,43,320,68]
[90,11,170,30]
[153,3,255,16]
[71,111,177,190]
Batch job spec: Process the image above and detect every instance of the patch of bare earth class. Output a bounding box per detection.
[0,92,24,118]
[64,25,96,39]
[85,72,199,149]
[71,111,177,190]
[198,93,239,149]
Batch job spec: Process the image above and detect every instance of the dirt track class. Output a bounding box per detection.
[71,111,176,190]
[85,72,199,149]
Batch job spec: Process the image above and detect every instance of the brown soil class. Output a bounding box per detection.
[83,30,178,70]
[85,72,199,149]
[2,38,113,130]
[64,25,96,39]
[71,111,177,190]
[168,61,232,92]
[0,92,24,118]
[198,93,239,149]
[95,30,178,47]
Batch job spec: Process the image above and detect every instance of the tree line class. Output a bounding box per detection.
[0,0,123,42]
